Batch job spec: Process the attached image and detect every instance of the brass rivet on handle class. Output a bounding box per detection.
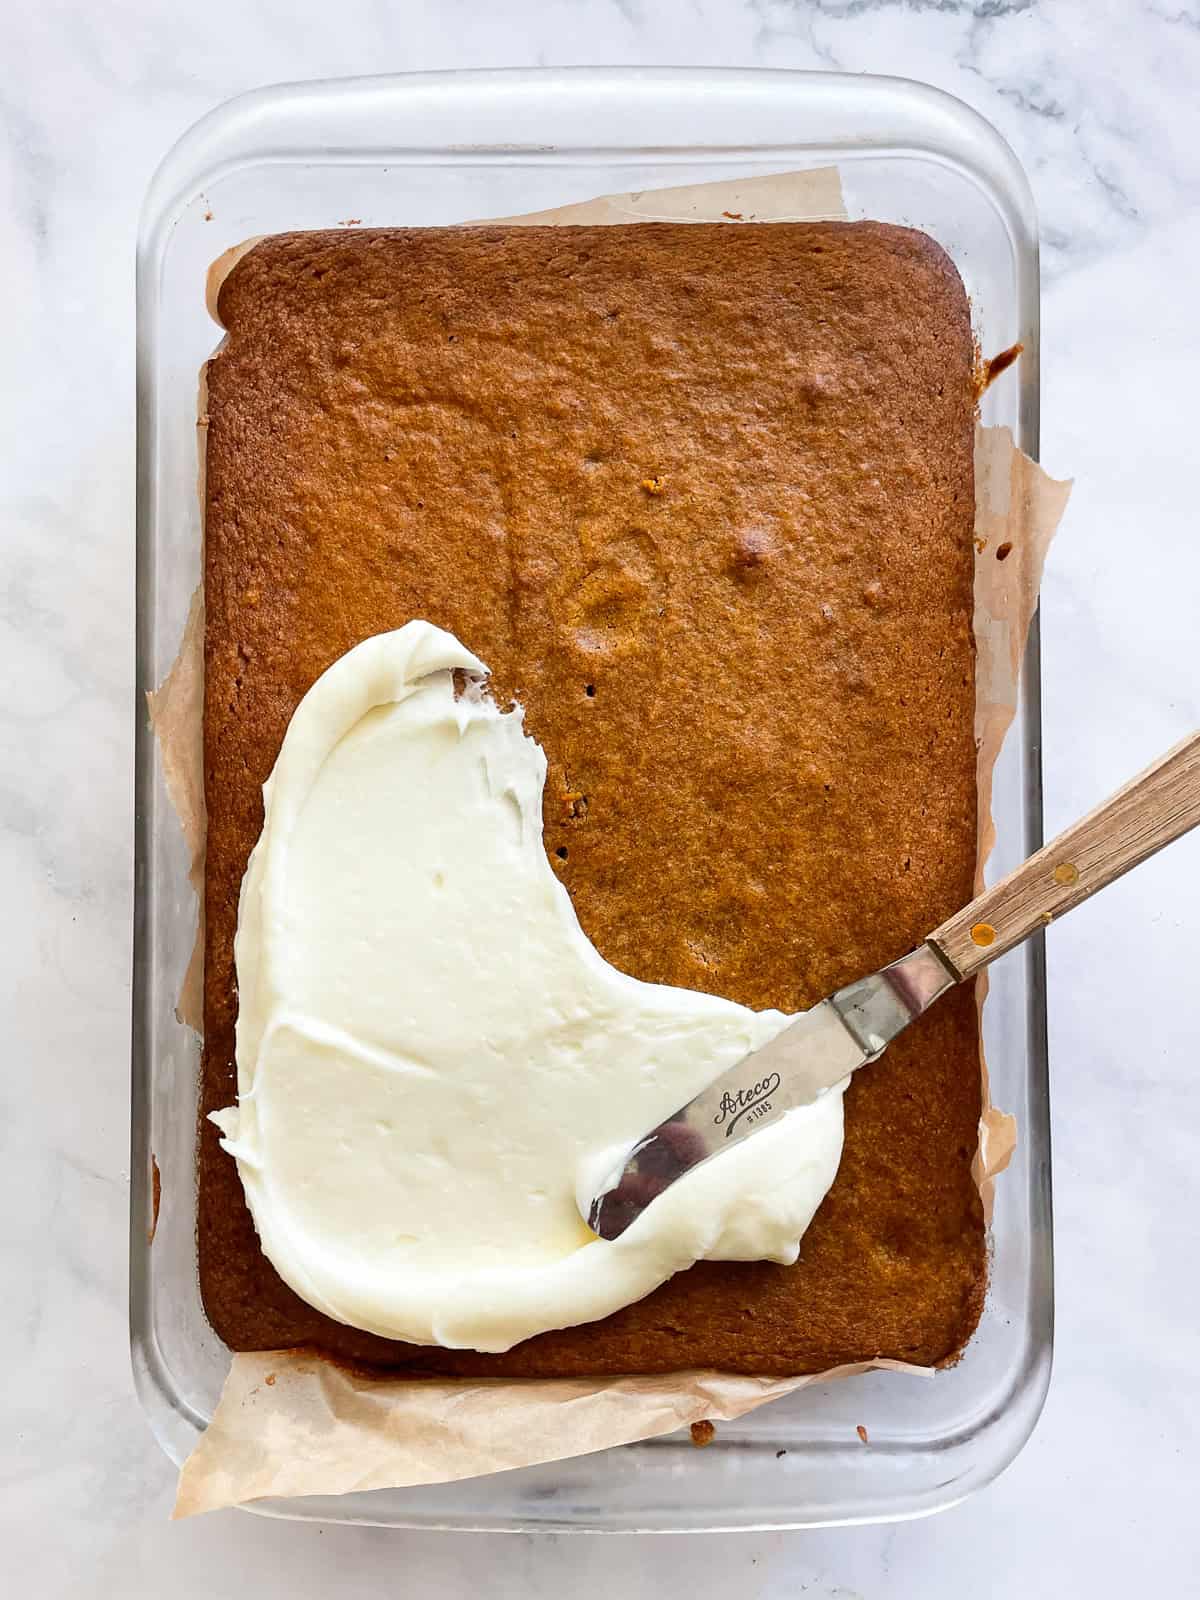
[1053,862,1080,886]
[970,921,997,947]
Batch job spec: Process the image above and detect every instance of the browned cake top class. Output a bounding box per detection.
[200,222,984,1376]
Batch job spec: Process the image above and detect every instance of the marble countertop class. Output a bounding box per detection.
[4,1,1198,1594]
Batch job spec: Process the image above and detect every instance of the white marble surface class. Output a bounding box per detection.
[3,1,1198,1594]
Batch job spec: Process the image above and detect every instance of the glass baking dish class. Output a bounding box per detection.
[132,66,1050,1531]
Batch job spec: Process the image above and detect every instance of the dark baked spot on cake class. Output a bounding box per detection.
[562,532,665,658]
[796,371,835,406]
[729,527,775,575]
[200,221,983,1377]
[568,572,649,653]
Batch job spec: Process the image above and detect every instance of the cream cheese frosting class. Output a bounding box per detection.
[213,622,846,1354]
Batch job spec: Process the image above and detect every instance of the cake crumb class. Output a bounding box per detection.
[265,1373,276,1386]
[148,1156,161,1245]
[690,1420,716,1448]
[560,791,588,821]
[995,540,1013,562]
[856,1424,869,1444]
[982,342,1023,390]
[204,210,213,222]
[775,1448,787,1459]
[722,211,744,221]
[862,578,885,608]
[641,475,666,496]
[974,536,988,554]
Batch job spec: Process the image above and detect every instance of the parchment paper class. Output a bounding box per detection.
[173,1353,928,1516]
[155,170,1070,1517]
[971,427,1071,1212]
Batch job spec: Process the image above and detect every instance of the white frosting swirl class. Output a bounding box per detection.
[213,622,845,1353]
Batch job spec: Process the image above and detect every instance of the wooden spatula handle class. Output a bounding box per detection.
[930,731,1200,980]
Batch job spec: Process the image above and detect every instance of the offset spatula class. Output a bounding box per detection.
[586,732,1200,1241]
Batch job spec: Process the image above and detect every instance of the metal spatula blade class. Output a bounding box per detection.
[587,944,957,1240]
[586,731,1200,1242]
